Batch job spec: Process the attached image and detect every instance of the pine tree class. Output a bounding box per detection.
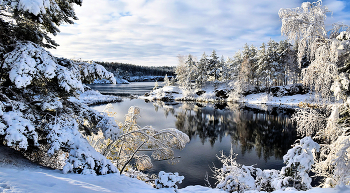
[164,74,170,86]
[208,50,220,82]
[220,55,229,82]
[0,1,124,175]
[196,53,209,88]
[0,0,82,49]
[256,42,268,87]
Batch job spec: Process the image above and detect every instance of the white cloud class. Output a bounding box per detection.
[48,0,350,66]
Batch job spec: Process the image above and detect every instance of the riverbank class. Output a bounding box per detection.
[1,89,348,193]
[1,143,347,193]
[139,85,321,108]
[69,88,122,105]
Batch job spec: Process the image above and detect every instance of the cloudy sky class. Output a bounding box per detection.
[49,0,350,66]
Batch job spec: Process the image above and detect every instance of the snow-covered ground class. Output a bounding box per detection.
[1,87,348,193]
[237,93,313,108]
[69,89,122,105]
[1,143,348,193]
[140,85,320,108]
[0,144,223,193]
[92,77,130,84]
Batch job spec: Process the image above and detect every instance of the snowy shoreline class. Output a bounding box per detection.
[70,89,122,106]
[1,143,347,193]
[139,85,322,110]
[0,88,348,193]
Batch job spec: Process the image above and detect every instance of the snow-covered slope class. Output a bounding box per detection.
[0,145,222,193]
[0,143,347,193]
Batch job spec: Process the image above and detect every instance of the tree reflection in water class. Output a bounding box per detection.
[152,101,297,161]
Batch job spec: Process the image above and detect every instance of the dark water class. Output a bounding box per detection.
[88,82,161,97]
[91,83,297,189]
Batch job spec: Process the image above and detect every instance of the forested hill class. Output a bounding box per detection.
[96,61,175,78]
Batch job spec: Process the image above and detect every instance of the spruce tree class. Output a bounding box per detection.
[0,0,82,49]
[0,1,122,175]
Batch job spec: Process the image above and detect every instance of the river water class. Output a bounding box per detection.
[89,82,297,188]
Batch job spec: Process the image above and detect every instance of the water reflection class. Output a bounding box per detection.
[152,101,296,161]
[92,98,297,188]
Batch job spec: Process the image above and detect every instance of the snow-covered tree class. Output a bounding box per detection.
[212,147,256,192]
[233,44,258,95]
[87,106,190,175]
[0,0,123,175]
[175,54,196,90]
[291,107,327,137]
[170,77,176,86]
[0,42,119,175]
[155,171,184,192]
[278,40,300,85]
[195,53,209,88]
[220,55,230,82]
[279,0,329,66]
[256,42,268,87]
[208,50,220,82]
[280,2,350,188]
[153,80,159,90]
[164,74,170,86]
[0,0,81,49]
[276,137,320,190]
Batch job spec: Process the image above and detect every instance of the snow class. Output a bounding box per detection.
[18,0,48,15]
[92,77,129,84]
[239,93,312,107]
[0,145,219,193]
[0,96,348,193]
[140,85,317,109]
[69,89,122,105]
[0,143,347,193]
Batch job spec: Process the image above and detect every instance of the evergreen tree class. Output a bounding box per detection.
[208,50,220,82]
[196,53,209,88]
[266,39,279,87]
[0,1,124,175]
[256,42,268,87]
[220,55,229,82]
[239,44,257,91]
[0,0,82,49]
[164,74,170,86]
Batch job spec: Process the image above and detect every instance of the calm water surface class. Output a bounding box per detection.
[89,82,161,96]
[91,83,297,189]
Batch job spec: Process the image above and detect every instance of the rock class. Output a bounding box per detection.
[196,90,206,96]
[215,90,228,99]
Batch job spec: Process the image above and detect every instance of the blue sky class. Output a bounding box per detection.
[49,0,350,66]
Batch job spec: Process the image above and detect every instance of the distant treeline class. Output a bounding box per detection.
[96,61,175,79]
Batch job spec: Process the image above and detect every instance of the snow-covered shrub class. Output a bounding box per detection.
[291,107,327,137]
[278,137,320,190]
[87,105,190,174]
[1,111,38,150]
[153,81,159,90]
[331,136,350,185]
[255,169,280,192]
[170,77,176,86]
[336,31,350,41]
[212,148,256,192]
[155,171,184,192]
[164,74,170,86]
